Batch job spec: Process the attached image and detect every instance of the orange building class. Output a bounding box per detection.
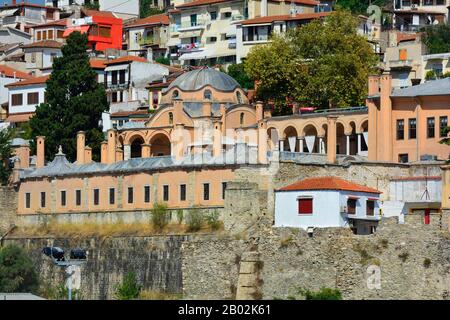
[367,73,450,163]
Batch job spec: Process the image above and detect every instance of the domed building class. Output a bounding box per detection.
[117,68,263,160]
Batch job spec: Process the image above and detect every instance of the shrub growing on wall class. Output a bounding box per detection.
[151,203,170,231]
[186,209,203,232]
[297,287,342,300]
[205,210,221,231]
[0,245,38,293]
[115,272,141,300]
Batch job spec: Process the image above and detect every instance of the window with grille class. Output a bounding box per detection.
[298,197,313,215]
[409,118,416,139]
[109,188,115,205]
[180,184,186,201]
[93,189,100,206]
[61,191,66,207]
[427,117,435,138]
[144,186,150,203]
[203,183,210,201]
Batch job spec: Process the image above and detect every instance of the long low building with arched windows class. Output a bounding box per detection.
[11,68,450,217]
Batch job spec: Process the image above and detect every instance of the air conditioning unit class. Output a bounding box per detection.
[340,206,348,213]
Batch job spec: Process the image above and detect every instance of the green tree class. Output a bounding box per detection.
[422,24,450,54]
[334,0,389,14]
[151,202,170,231]
[0,128,14,185]
[0,245,39,293]
[298,287,342,300]
[29,32,108,162]
[226,63,254,90]
[115,272,142,300]
[140,0,164,18]
[245,10,378,113]
[83,2,100,10]
[155,56,170,65]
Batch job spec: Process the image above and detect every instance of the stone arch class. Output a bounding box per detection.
[130,136,144,158]
[302,124,319,153]
[359,119,369,133]
[124,132,147,146]
[283,125,298,152]
[150,132,171,157]
[336,122,346,155]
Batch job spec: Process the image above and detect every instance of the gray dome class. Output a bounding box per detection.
[168,68,241,92]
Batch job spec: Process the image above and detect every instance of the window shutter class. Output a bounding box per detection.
[298,198,313,214]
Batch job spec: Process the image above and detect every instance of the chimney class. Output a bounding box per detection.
[76,131,86,165]
[256,101,264,122]
[101,141,108,164]
[36,136,45,168]
[84,146,92,164]
[14,144,30,169]
[107,129,116,164]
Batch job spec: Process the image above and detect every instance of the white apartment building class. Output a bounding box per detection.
[0,2,61,32]
[392,0,450,31]
[5,75,48,127]
[168,0,320,66]
[22,41,63,76]
[124,14,170,61]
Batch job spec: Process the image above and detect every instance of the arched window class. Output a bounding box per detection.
[169,112,173,125]
[240,112,245,126]
[236,91,243,104]
[204,89,212,100]
[172,90,179,99]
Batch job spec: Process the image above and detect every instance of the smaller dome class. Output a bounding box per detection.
[168,68,241,92]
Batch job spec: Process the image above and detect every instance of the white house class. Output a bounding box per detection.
[22,40,63,76]
[0,65,33,114]
[5,75,48,128]
[275,176,382,235]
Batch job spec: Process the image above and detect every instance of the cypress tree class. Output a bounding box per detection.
[29,32,108,162]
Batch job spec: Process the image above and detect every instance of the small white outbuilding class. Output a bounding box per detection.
[275,176,382,235]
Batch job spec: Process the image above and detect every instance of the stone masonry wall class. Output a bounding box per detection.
[182,213,450,300]
[0,186,18,235]
[4,235,191,300]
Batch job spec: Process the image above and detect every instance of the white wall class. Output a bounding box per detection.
[8,84,46,114]
[99,0,139,16]
[275,189,381,230]
[274,190,343,229]
[0,77,18,105]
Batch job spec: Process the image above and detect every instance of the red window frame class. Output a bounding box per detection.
[298,198,313,215]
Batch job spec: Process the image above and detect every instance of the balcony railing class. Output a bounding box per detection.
[138,36,155,45]
[105,82,129,90]
[176,20,208,32]
[389,59,413,69]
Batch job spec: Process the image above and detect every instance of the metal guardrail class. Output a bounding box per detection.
[105,82,129,90]
[313,106,368,114]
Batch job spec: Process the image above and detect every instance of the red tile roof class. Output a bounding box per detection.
[32,19,68,28]
[104,56,148,65]
[90,59,107,69]
[278,177,382,194]
[0,65,33,79]
[5,112,34,123]
[124,14,170,28]
[22,40,63,49]
[5,75,50,88]
[81,9,117,18]
[241,12,330,25]
[176,0,318,8]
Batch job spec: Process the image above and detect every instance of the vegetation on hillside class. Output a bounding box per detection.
[245,10,378,113]
[0,245,39,293]
[422,24,450,54]
[226,63,254,90]
[0,128,15,185]
[115,272,142,300]
[140,0,164,18]
[28,32,108,162]
[334,0,390,14]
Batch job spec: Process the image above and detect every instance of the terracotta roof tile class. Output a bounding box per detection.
[81,9,116,18]
[0,65,32,79]
[241,12,330,25]
[177,0,318,8]
[278,176,382,194]
[32,19,68,28]
[90,59,107,69]
[124,14,170,28]
[5,75,49,88]
[104,56,148,65]
[22,40,63,49]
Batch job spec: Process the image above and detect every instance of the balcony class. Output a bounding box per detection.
[105,82,129,91]
[138,36,155,46]
[389,59,413,70]
[177,20,208,32]
[231,14,245,21]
